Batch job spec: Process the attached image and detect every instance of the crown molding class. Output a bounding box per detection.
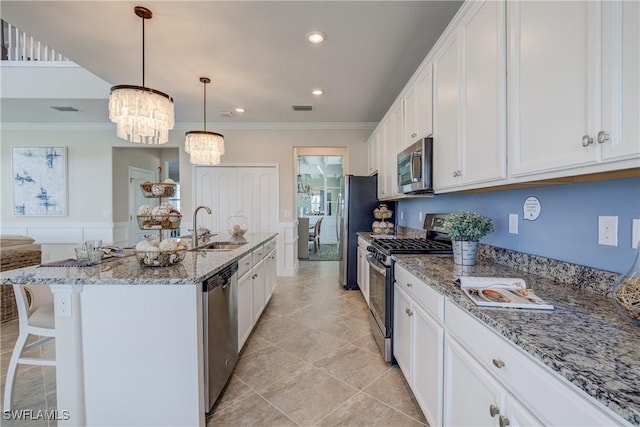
[1,121,378,131]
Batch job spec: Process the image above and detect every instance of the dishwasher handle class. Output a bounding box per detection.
[203,262,239,292]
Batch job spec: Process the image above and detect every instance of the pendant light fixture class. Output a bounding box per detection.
[297,157,311,196]
[109,6,174,144]
[185,77,225,165]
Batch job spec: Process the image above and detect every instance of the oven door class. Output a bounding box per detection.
[367,254,388,335]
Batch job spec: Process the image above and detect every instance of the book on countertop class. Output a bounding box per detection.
[454,276,554,311]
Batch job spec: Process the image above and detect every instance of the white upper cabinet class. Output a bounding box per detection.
[433,33,461,190]
[434,0,506,191]
[601,0,640,162]
[403,64,433,150]
[509,0,639,178]
[377,101,404,200]
[508,1,600,177]
[459,0,506,186]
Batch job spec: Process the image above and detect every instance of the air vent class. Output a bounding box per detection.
[292,105,313,112]
[50,106,78,112]
[219,111,233,118]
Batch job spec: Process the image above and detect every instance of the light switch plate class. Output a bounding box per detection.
[509,214,518,234]
[598,216,618,246]
[632,219,640,249]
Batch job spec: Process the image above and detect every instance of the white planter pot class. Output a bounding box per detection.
[452,240,479,266]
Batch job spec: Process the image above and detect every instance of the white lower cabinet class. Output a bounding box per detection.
[444,335,540,427]
[393,265,444,427]
[445,299,627,427]
[237,239,277,351]
[357,237,370,304]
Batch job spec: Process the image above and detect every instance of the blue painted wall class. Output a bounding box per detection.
[397,177,640,274]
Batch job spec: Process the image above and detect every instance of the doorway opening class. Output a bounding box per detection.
[295,147,346,261]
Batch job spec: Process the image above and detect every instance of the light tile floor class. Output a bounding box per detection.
[0,261,426,426]
[207,261,426,426]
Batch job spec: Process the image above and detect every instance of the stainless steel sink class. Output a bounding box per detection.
[198,241,248,251]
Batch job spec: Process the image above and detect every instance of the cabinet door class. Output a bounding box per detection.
[508,1,600,176]
[433,32,461,190]
[412,303,444,427]
[387,102,403,198]
[601,0,640,162]
[503,394,542,427]
[236,167,278,233]
[194,167,237,233]
[444,336,502,427]
[252,259,266,321]
[460,0,506,185]
[416,63,433,141]
[393,285,412,379]
[404,84,418,148]
[264,249,276,305]
[379,117,391,199]
[357,245,364,294]
[237,271,253,350]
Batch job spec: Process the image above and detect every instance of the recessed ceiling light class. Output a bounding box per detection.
[312,89,323,96]
[306,31,326,44]
[235,108,245,113]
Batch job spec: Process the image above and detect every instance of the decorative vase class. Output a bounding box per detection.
[612,246,640,326]
[452,240,479,266]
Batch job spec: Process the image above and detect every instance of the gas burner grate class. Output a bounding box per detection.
[372,238,453,255]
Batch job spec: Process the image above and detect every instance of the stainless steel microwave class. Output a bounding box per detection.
[397,137,434,194]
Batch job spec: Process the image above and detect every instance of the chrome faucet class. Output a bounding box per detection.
[192,206,212,249]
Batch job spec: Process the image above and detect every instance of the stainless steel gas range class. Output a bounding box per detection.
[366,214,453,362]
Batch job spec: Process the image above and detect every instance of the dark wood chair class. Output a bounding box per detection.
[308,216,324,253]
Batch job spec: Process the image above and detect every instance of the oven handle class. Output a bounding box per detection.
[366,254,387,276]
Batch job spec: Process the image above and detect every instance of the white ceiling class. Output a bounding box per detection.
[0,1,462,125]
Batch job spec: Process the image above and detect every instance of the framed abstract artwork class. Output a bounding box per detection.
[12,146,67,216]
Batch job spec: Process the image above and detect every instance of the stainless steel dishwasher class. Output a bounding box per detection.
[203,262,238,412]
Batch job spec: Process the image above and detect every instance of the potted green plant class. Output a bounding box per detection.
[442,211,494,265]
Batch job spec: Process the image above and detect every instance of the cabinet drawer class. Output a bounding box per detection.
[264,239,276,253]
[252,245,265,264]
[238,253,253,277]
[445,300,625,426]
[394,264,444,322]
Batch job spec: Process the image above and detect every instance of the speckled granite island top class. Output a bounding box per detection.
[0,232,277,286]
[393,254,640,425]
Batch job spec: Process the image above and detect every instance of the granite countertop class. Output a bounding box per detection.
[0,232,277,286]
[393,254,640,425]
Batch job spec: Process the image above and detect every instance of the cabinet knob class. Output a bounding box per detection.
[582,134,594,147]
[492,358,505,369]
[489,404,500,417]
[405,308,413,317]
[597,130,610,144]
[499,415,510,427]
[411,132,417,138]
[407,282,413,287]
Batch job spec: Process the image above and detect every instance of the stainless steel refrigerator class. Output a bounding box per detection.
[337,175,379,290]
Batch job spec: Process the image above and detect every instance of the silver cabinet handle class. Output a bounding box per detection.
[582,134,594,146]
[452,170,462,177]
[499,415,510,427]
[492,358,505,368]
[489,404,500,417]
[407,282,413,287]
[597,130,610,144]
[405,308,413,316]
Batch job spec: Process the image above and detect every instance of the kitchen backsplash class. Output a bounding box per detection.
[396,176,640,274]
[397,225,620,296]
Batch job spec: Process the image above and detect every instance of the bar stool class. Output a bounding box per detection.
[3,284,56,410]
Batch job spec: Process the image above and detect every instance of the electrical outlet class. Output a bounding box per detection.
[400,211,404,220]
[598,216,618,246]
[419,211,424,222]
[632,219,640,249]
[509,214,518,234]
[55,293,72,317]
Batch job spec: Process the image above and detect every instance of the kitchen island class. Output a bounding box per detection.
[393,254,640,426]
[0,232,277,427]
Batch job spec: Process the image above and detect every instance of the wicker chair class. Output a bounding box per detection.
[0,235,42,323]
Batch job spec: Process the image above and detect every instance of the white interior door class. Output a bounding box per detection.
[128,167,156,246]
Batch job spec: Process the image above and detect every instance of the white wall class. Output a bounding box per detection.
[1,126,371,262]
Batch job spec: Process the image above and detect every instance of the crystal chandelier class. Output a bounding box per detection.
[185,77,225,165]
[109,6,174,145]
